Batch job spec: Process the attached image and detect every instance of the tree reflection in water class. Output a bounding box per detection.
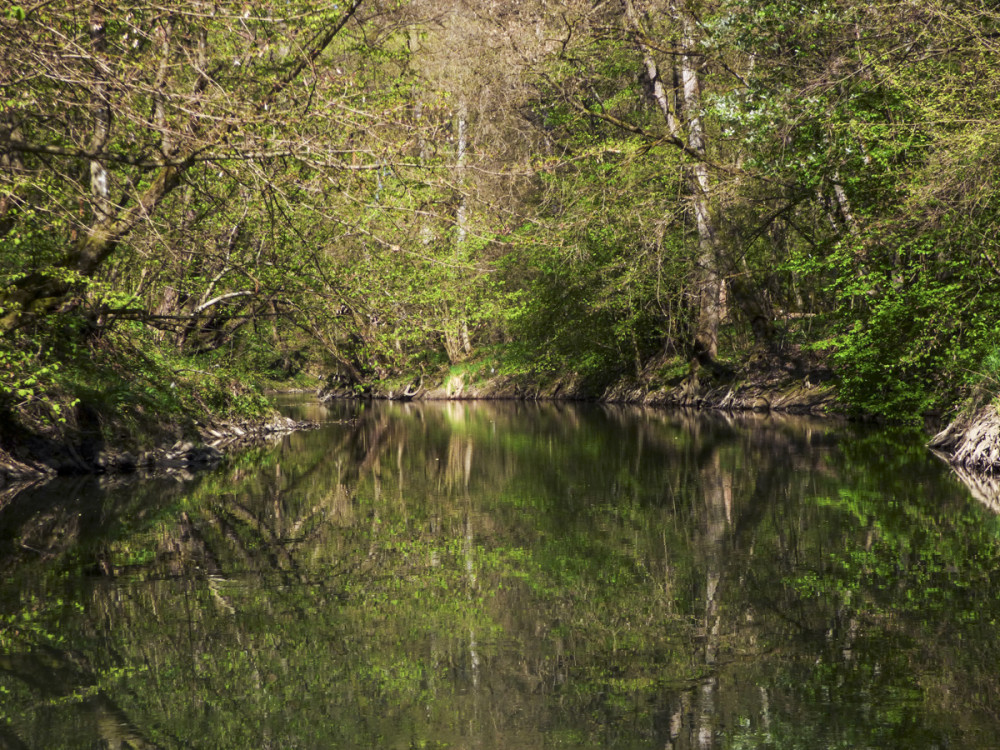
[1,400,999,748]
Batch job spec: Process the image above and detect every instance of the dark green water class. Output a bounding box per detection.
[2,399,999,749]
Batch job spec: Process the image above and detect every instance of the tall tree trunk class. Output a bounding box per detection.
[680,13,723,365]
[625,1,724,365]
[445,99,472,362]
[88,5,113,225]
[455,98,469,249]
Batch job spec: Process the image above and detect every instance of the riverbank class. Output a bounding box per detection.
[0,326,324,489]
[0,414,317,488]
[320,352,840,415]
[320,356,1000,476]
[4,354,832,491]
[5,353,995,494]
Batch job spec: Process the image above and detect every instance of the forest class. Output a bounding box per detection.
[2,0,1000,446]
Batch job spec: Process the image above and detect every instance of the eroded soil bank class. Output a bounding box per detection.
[930,404,1000,474]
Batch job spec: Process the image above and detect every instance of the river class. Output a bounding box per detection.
[1,398,998,748]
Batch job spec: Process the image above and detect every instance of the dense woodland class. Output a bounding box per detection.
[2,0,1000,437]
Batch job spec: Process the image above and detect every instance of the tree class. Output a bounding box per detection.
[716,0,1000,415]
[0,0,364,332]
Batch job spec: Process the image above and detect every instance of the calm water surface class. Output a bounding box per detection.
[2,399,999,748]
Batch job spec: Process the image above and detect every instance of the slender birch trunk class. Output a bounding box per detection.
[88,7,113,225]
[680,13,724,364]
[445,99,472,362]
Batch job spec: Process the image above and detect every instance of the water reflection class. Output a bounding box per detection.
[1,401,999,748]
[939,459,1000,514]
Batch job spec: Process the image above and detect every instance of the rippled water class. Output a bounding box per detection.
[2,398,999,748]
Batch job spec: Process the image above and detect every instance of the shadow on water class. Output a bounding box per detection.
[2,399,1000,748]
